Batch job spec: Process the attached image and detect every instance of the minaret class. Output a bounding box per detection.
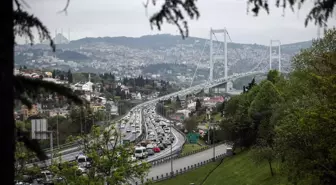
[68,28,70,41]
[88,73,91,82]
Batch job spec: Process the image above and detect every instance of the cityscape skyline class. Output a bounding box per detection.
[17,0,336,45]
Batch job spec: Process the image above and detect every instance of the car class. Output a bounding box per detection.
[153,147,161,153]
[120,124,125,129]
[147,148,155,156]
[158,144,165,150]
[126,128,131,132]
[163,140,171,145]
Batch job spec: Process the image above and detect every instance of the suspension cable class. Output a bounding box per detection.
[189,40,208,87]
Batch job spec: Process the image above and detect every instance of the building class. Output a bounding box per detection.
[21,104,39,120]
[81,74,94,92]
[105,101,119,115]
[203,96,224,107]
[91,104,105,112]
[135,92,142,100]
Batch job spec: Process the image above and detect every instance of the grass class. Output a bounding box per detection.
[181,144,204,155]
[155,151,287,185]
[213,113,222,121]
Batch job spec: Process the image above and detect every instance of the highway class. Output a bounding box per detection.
[29,72,262,169]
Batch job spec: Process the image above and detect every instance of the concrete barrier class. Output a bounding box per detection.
[133,153,230,184]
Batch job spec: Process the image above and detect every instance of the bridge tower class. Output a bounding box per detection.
[209,28,228,82]
[269,40,281,72]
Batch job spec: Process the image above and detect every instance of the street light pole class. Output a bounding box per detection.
[212,123,216,162]
[56,112,60,149]
[170,124,173,176]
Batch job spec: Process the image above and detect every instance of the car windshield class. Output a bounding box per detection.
[135,149,142,153]
[78,158,86,163]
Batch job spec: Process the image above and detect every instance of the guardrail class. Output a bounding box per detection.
[135,153,231,185]
[149,141,225,167]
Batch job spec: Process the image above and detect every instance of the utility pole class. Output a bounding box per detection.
[212,124,216,162]
[170,123,174,176]
[56,112,60,149]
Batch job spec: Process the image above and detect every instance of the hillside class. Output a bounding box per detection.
[15,34,313,80]
[155,151,287,185]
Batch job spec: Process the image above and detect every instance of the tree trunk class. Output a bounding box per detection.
[0,0,15,184]
[268,160,274,176]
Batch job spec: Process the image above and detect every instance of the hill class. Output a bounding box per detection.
[67,34,311,50]
[155,151,287,185]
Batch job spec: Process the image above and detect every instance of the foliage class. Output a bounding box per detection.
[246,0,336,28]
[220,28,336,184]
[195,99,201,111]
[15,142,41,182]
[14,75,84,109]
[183,117,198,132]
[50,125,151,185]
[243,77,256,93]
[146,0,200,38]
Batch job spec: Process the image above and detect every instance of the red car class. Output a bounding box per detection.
[153,147,161,153]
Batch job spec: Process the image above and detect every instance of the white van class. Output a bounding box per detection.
[77,154,92,168]
[134,146,148,159]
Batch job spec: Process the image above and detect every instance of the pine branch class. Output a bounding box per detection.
[149,0,200,39]
[17,128,48,161]
[13,6,55,51]
[14,76,85,107]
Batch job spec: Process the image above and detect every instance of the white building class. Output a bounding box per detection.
[135,92,142,100]
[187,102,196,110]
[82,74,94,92]
[176,109,191,119]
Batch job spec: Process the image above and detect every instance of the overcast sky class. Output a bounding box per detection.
[22,0,336,45]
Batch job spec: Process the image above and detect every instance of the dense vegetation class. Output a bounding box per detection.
[220,29,336,185]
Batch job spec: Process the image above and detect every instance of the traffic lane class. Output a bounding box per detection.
[123,114,137,139]
[147,127,184,161]
[146,144,230,178]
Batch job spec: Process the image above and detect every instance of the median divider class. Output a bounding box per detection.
[149,141,226,167]
[134,152,231,185]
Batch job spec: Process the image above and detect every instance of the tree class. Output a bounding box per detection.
[266,70,280,84]
[244,77,256,93]
[175,95,181,108]
[52,70,56,79]
[67,70,73,84]
[246,0,336,28]
[183,117,198,133]
[195,99,201,111]
[50,125,151,185]
[248,80,282,176]
[273,29,336,185]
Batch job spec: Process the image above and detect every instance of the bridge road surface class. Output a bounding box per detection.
[146,144,230,179]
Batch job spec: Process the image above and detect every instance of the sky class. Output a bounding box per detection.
[21,0,336,45]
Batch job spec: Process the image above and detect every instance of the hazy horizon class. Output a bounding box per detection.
[17,0,336,45]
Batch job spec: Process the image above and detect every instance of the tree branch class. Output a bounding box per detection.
[58,0,71,15]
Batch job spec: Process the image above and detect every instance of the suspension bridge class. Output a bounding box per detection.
[32,27,286,168]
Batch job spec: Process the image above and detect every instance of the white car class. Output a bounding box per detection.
[120,124,125,129]
[126,128,131,132]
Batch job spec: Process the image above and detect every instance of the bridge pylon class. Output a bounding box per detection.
[209,28,228,92]
[269,40,281,72]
